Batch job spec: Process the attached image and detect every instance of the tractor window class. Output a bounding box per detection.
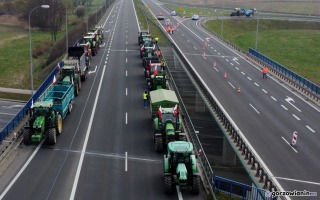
[34,107,49,116]
[62,69,72,77]
[162,113,175,124]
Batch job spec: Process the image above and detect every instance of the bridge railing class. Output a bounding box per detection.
[249,48,320,99]
[214,176,273,200]
[0,67,59,142]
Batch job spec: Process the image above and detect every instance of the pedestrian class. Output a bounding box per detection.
[262,66,268,79]
[154,37,159,45]
[143,91,148,108]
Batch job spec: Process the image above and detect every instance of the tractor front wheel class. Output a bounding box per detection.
[47,128,57,145]
[23,129,32,145]
[191,175,200,194]
[155,136,163,152]
[164,175,173,194]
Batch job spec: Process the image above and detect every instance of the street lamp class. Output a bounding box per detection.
[29,5,50,96]
[255,15,260,50]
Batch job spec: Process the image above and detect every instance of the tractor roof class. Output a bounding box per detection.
[150,89,179,105]
[34,100,53,108]
[168,141,193,153]
[62,65,75,69]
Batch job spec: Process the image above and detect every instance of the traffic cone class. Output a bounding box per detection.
[213,62,216,68]
[203,52,206,59]
[291,131,298,147]
[198,149,202,156]
[237,86,241,93]
[224,73,227,78]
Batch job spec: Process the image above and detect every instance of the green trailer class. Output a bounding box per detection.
[150,89,186,152]
[23,84,75,145]
[149,89,179,118]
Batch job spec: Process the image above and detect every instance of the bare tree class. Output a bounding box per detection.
[47,0,66,41]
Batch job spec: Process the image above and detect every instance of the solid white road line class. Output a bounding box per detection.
[274,176,320,185]
[176,185,183,200]
[306,125,315,133]
[292,114,300,121]
[228,82,235,89]
[125,152,128,172]
[0,139,46,199]
[281,137,298,153]
[70,58,107,200]
[249,104,260,114]
[271,96,277,101]
[281,105,288,110]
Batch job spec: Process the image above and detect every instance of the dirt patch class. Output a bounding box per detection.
[0,15,28,28]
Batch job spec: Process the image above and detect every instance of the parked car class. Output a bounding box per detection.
[171,11,177,16]
[192,14,199,20]
[157,13,165,20]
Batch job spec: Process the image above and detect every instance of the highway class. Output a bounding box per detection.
[0,0,206,199]
[144,0,320,198]
[0,100,24,130]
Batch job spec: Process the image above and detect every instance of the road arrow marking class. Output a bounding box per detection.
[285,96,301,112]
[88,66,97,74]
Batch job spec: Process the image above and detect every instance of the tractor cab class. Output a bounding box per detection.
[163,141,199,193]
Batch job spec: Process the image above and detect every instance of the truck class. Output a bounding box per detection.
[163,141,200,194]
[23,84,75,145]
[150,89,186,152]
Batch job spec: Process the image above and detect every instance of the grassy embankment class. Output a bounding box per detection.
[0,0,105,100]
[134,0,170,46]
[166,5,320,85]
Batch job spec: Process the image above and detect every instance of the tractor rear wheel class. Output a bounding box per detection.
[55,114,63,135]
[191,175,200,194]
[68,102,73,114]
[164,175,173,194]
[23,129,32,145]
[75,84,79,96]
[47,128,57,145]
[155,136,163,152]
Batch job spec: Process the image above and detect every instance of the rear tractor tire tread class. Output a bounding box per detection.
[23,129,32,145]
[164,175,173,194]
[155,136,163,152]
[47,128,57,145]
[192,175,200,194]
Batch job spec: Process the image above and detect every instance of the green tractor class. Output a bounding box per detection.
[153,106,186,152]
[163,141,200,194]
[24,101,62,145]
[59,65,81,96]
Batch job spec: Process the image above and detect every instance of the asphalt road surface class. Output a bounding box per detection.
[0,100,25,131]
[144,0,320,199]
[0,1,206,200]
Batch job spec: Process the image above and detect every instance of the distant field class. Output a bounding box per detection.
[204,19,320,85]
[162,0,320,15]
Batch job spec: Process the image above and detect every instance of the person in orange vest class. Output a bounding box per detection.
[262,66,268,79]
[165,26,169,33]
[157,50,162,57]
[169,26,172,34]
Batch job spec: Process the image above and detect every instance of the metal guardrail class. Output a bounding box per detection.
[214,176,273,200]
[249,48,320,99]
[138,1,279,199]
[0,67,58,142]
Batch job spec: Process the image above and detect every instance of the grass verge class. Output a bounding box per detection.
[0,92,30,102]
[204,19,320,85]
